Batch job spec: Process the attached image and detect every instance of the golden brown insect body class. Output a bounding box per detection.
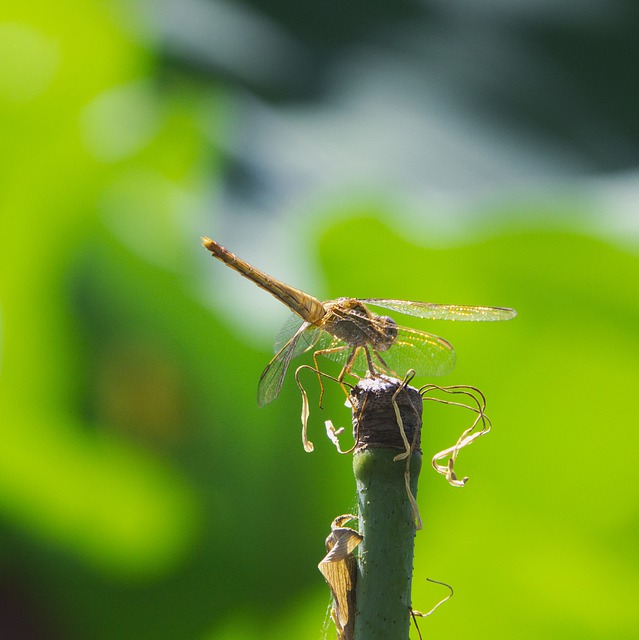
[201,236,516,405]
[202,236,326,324]
[319,298,398,352]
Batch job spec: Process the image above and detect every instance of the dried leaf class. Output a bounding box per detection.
[318,515,362,640]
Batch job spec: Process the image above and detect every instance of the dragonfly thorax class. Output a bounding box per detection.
[370,315,398,352]
[320,298,398,352]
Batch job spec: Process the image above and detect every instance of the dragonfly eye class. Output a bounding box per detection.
[374,315,398,351]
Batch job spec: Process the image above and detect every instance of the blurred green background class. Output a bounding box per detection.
[2,1,639,638]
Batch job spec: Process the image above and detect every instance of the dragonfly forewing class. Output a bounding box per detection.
[360,299,517,321]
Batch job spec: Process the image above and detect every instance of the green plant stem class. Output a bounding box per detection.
[350,377,423,640]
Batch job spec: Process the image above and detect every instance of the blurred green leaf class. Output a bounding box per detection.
[316,209,639,639]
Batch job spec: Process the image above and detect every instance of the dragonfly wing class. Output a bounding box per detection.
[273,313,322,355]
[311,325,455,378]
[360,299,517,321]
[273,314,303,352]
[311,332,370,374]
[379,326,456,377]
[258,323,321,406]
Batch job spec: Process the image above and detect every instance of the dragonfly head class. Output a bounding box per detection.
[372,315,398,352]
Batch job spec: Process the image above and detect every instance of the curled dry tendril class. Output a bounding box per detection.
[410,577,455,638]
[295,365,492,524]
[419,383,491,487]
[295,364,354,453]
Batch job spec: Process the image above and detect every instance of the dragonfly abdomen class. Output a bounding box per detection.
[202,237,326,323]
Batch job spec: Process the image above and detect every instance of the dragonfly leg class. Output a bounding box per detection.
[338,347,358,382]
[364,346,377,375]
[313,345,351,407]
[372,350,398,378]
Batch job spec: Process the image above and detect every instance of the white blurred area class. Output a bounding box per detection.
[114,0,639,339]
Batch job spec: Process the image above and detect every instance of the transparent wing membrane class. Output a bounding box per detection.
[273,314,305,353]
[258,323,320,406]
[377,326,455,377]
[312,333,360,367]
[312,324,455,378]
[360,299,517,322]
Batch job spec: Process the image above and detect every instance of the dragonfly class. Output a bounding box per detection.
[202,237,516,406]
